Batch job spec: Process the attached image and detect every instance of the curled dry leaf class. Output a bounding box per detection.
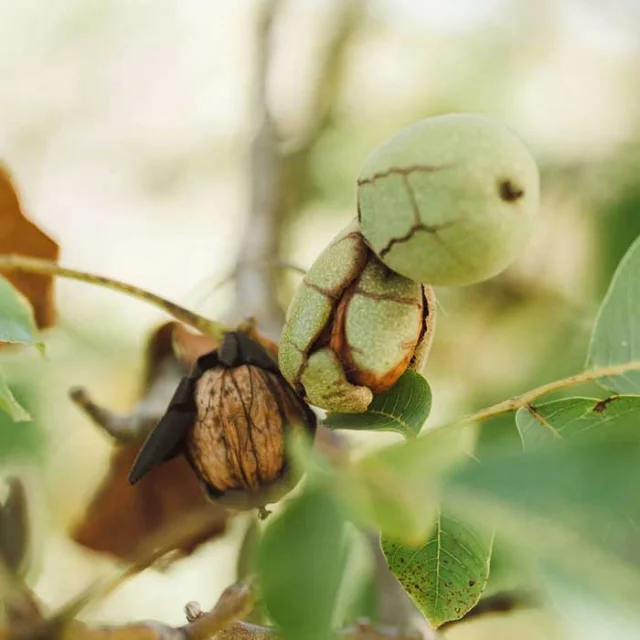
[72,444,227,560]
[71,322,227,561]
[0,166,59,329]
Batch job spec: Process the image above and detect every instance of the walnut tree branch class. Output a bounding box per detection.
[42,580,253,640]
[276,0,363,242]
[234,0,363,337]
[233,0,286,337]
[48,588,421,640]
[209,619,422,640]
[284,0,363,154]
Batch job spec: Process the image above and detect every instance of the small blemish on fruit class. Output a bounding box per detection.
[499,179,524,202]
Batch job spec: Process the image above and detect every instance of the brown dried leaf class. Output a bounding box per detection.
[72,444,226,560]
[71,323,224,561]
[0,166,59,328]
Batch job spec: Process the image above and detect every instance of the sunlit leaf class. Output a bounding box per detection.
[324,370,431,438]
[258,485,351,640]
[446,436,640,609]
[0,384,41,456]
[473,412,523,461]
[383,512,492,628]
[332,527,375,627]
[516,396,640,450]
[587,235,640,393]
[0,276,42,353]
[0,372,30,422]
[345,423,470,545]
[483,536,539,598]
[0,166,59,329]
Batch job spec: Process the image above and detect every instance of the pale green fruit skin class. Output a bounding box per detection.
[278,221,435,413]
[358,113,540,286]
[342,256,423,390]
[278,221,367,389]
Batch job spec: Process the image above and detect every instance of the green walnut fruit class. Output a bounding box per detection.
[279,221,436,413]
[357,113,540,286]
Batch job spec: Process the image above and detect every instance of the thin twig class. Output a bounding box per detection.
[283,0,363,154]
[44,601,422,640]
[48,581,254,640]
[0,255,229,340]
[277,0,362,225]
[69,386,159,443]
[49,506,230,626]
[180,581,254,640]
[454,360,640,427]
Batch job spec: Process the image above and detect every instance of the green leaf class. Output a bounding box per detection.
[0,276,42,352]
[483,536,539,598]
[0,371,30,422]
[516,396,640,450]
[0,383,41,457]
[257,485,351,640]
[382,512,492,628]
[345,422,471,545]
[446,437,640,609]
[324,370,431,438]
[332,527,376,627]
[473,412,523,460]
[587,235,640,393]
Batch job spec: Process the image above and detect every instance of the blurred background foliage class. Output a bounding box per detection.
[0,0,639,638]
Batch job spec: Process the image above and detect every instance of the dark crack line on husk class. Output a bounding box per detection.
[352,286,422,307]
[357,163,452,186]
[303,280,340,301]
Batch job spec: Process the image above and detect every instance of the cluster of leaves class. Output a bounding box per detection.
[253,235,640,635]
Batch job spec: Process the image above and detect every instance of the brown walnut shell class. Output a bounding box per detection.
[187,364,314,500]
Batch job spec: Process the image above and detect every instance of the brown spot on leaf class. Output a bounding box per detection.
[0,166,59,328]
[593,396,619,414]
